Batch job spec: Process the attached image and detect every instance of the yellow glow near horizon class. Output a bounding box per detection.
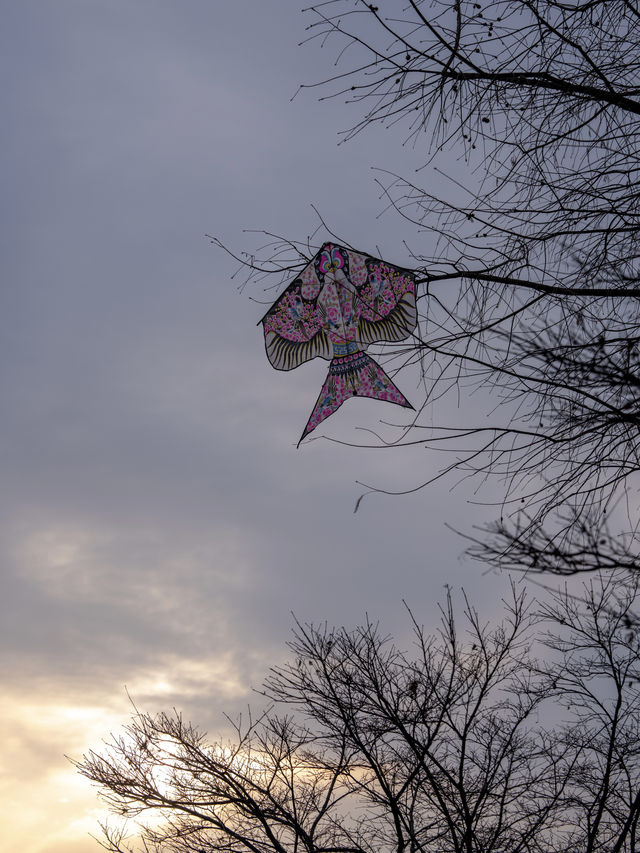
[1,649,254,853]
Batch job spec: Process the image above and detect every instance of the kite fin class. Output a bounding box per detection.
[298,351,412,444]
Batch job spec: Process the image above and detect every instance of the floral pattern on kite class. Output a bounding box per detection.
[261,242,418,443]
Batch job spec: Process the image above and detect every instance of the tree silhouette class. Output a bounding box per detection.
[77,578,640,852]
[221,1,640,576]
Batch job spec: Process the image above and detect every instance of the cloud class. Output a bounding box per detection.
[0,649,254,853]
[0,3,517,851]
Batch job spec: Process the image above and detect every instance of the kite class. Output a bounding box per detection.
[261,242,418,443]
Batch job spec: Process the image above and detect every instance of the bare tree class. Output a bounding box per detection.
[221,1,640,575]
[77,577,640,852]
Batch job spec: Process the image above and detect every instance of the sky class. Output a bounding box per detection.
[1,3,514,851]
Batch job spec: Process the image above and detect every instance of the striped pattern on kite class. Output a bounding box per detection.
[265,329,331,371]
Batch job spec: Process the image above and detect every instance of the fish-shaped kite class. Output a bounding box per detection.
[261,242,417,443]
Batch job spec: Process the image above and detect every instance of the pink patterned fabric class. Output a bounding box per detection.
[261,242,417,443]
[303,351,410,440]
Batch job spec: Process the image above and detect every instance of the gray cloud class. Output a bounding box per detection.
[0,3,514,851]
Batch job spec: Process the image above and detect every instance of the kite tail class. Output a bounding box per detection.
[299,351,413,444]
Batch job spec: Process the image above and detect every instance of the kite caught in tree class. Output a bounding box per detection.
[261,242,418,443]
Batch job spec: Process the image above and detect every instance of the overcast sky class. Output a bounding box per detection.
[1,4,515,851]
